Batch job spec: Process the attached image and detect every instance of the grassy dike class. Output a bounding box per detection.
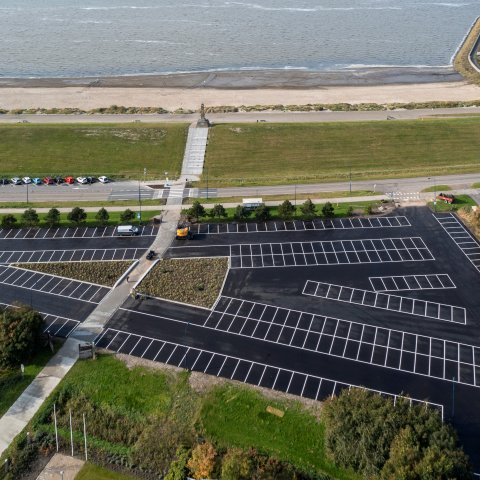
[453,16,480,85]
[202,119,480,187]
[0,355,357,480]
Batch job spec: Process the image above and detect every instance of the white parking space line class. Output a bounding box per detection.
[0,248,142,264]
[192,216,411,235]
[202,296,477,389]
[304,280,466,324]
[230,237,434,269]
[94,326,442,417]
[433,213,480,273]
[369,274,456,292]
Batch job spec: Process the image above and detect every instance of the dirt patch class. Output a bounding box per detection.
[36,453,84,480]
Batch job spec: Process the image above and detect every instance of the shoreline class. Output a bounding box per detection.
[0,66,463,89]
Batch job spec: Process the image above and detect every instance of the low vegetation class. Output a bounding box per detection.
[203,119,480,186]
[0,124,186,179]
[138,257,229,308]
[0,208,161,229]
[75,463,138,480]
[0,355,468,480]
[16,261,132,287]
[457,206,480,239]
[453,16,480,85]
[421,184,451,192]
[428,194,476,212]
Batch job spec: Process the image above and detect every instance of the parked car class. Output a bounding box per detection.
[64,176,75,184]
[54,176,64,184]
[43,176,54,185]
[76,176,88,184]
[22,176,32,184]
[11,177,22,185]
[32,177,42,185]
[0,178,9,185]
[98,176,110,184]
[86,176,97,184]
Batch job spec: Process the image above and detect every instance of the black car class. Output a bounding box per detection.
[0,178,9,185]
[54,176,64,184]
[86,176,97,184]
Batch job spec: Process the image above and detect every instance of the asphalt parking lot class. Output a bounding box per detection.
[0,225,158,337]
[98,206,480,468]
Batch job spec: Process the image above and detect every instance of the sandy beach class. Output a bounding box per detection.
[0,69,479,111]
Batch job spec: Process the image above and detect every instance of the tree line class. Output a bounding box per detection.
[0,207,138,229]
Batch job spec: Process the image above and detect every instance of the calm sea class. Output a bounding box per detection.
[0,0,478,78]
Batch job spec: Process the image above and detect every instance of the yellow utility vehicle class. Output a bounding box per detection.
[176,222,194,240]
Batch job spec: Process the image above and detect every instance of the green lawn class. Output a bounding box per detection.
[0,123,187,180]
[422,184,451,192]
[0,209,161,228]
[75,463,138,480]
[201,385,356,479]
[428,194,477,212]
[0,343,61,417]
[472,182,480,189]
[203,119,480,186]
[0,199,162,209]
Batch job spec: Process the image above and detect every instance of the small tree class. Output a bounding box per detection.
[322,201,335,219]
[365,204,374,215]
[300,199,316,219]
[221,448,252,480]
[67,207,87,225]
[165,447,190,480]
[211,203,227,219]
[187,442,216,480]
[95,207,110,226]
[1,214,17,229]
[234,205,250,221]
[278,200,295,220]
[44,208,60,228]
[21,208,39,228]
[187,201,206,220]
[0,306,44,368]
[120,208,135,223]
[254,204,271,222]
[346,206,354,217]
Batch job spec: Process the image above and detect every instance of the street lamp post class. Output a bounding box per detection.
[138,180,142,224]
[206,167,209,200]
[26,182,29,204]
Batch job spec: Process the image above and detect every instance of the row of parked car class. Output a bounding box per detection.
[0,176,111,186]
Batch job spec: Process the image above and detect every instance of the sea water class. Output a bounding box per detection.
[0,0,478,77]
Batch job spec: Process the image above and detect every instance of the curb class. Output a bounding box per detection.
[113,259,139,288]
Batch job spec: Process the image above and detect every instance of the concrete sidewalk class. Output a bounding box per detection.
[0,338,80,458]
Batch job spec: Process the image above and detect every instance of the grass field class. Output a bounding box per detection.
[0,209,161,228]
[422,184,451,192]
[0,123,187,180]
[0,342,61,417]
[203,119,480,186]
[0,199,163,208]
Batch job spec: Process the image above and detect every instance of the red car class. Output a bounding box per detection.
[43,176,54,185]
[64,176,75,184]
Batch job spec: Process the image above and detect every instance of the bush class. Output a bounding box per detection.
[21,208,39,227]
[323,388,471,479]
[321,202,334,219]
[234,205,250,221]
[119,208,135,223]
[67,207,87,225]
[187,442,217,480]
[278,200,295,220]
[165,446,190,480]
[187,201,206,220]
[300,199,316,219]
[0,306,44,368]
[221,448,253,480]
[346,206,354,217]
[1,214,17,229]
[254,204,271,222]
[365,204,374,215]
[211,204,227,219]
[95,207,109,226]
[44,208,60,228]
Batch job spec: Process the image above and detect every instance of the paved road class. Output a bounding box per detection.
[1,173,478,204]
[1,107,480,125]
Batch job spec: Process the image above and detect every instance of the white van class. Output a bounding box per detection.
[117,225,139,236]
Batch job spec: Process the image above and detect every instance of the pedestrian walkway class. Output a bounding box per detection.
[36,453,84,480]
[180,126,209,181]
